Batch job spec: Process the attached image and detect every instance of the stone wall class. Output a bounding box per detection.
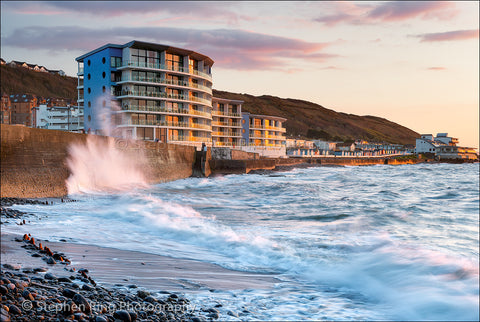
[0,125,196,198]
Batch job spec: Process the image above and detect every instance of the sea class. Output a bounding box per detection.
[4,162,479,321]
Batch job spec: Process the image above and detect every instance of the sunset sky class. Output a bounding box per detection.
[1,1,478,148]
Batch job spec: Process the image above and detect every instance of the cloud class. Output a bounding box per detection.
[415,29,479,42]
[314,1,458,26]
[2,1,244,22]
[2,26,337,71]
[426,67,447,71]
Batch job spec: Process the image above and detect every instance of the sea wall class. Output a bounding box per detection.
[211,147,259,160]
[0,124,196,198]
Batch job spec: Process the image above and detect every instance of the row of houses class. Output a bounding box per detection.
[0,93,78,129]
[1,58,66,76]
[286,138,410,157]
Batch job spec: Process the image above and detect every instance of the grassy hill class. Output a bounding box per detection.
[1,63,418,144]
[1,64,77,100]
[213,90,418,145]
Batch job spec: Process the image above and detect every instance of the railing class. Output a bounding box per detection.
[212,121,242,127]
[119,60,212,81]
[169,136,212,143]
[77,67,84,74]
[117,76,212,94]
[115,90,211,106]
[120,105,211,118]
[212,131,242,137]
[122,119,211,130]
[250,125,286,132]
[211,111,241,117]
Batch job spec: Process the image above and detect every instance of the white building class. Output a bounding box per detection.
[415,133,477,160]
[35,105,84,132]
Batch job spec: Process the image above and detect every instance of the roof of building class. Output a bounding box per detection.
[247,113,287,122]
[75,40,215,66]
[212,97,244,104]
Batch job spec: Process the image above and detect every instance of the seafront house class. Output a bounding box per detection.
[35,104,84,132]
[415,133,477,160]
[76,40,287,155]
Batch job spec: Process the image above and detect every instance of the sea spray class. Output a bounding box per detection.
[65,136,148,194]
[66,94,148,194]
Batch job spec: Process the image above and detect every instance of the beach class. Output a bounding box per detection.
[1,197,283,321]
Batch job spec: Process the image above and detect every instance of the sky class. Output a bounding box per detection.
[1,1,479,148]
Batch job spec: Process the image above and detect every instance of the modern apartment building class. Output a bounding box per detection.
[76,40,214,148]
[211,97,243,147]
[76,40,287,155]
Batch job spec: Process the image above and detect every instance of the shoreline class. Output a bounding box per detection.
[1,222,279,321]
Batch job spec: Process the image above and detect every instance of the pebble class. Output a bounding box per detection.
[73,293,91,314]
[44,273,57,280]
[113,310,131,322]
[2,264,21,270]
[136,290,149,299]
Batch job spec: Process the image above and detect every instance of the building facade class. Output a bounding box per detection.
[416,133,477,160]
[211,97,243,147]
[76,40,287,155]
[76,41,214,149]
[35,105,84,132]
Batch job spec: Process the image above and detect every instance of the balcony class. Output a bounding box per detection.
[211,111,241,118]
[77,67,84,75]
[115,90,211,106]
[169,135,212,143]
[120,105,211,119]
[212,121,242,127]
[121,119,211,130]
[119,60,212,81]
[117,76,212,94]
[212,131,242,137]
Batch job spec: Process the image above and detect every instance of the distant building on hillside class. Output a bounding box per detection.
[1,94,11,124]
[0,58,6,65]
[9,94,38,126]
[35,104,84,132]
[415,133,477,160]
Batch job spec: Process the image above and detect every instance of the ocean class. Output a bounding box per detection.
[5,163,479,321]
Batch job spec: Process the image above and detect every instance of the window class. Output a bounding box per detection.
[102,57,106,64]
[102,72,106,78]
[110,57,122,68]
[166,53,182,71]
[102,86,106,93]
[88,88,91,94]
[87,60,91,66]
[102,101,106,107]
[87,74,91,80]
[88,115,91,122]
[88,102,91,108]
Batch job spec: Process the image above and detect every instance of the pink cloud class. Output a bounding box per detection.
[416,29,479,42]
[3,26,338,72]
[427,67,447,71]
[315,1,458,26]
[367,1,457,22]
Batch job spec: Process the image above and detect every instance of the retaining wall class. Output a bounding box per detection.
[1,125,196,198]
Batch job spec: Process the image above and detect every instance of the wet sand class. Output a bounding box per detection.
[1,232,278,293]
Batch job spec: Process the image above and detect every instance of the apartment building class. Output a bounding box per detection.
[35,104,84,132]
[211,97,243,147]
[9,94,38,126]
[76,40,214,149]
[241,113,286,157]
[1,94,11,124]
